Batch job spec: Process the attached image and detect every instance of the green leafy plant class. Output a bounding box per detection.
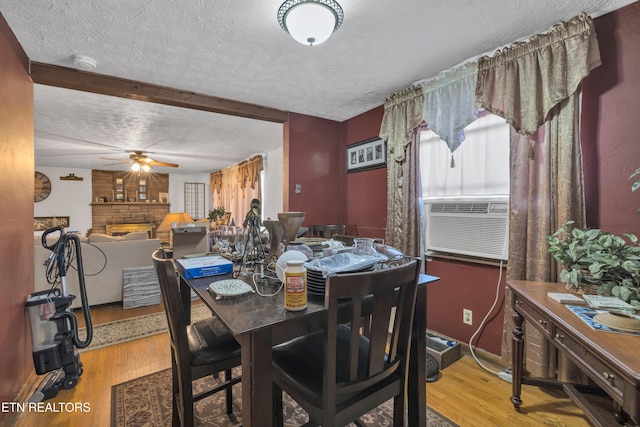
[208,206,226,222]
[546,221,640,307]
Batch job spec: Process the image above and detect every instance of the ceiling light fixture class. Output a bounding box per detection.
[277,0,344,46]
[130,160,151,173]
[73,54,97,71]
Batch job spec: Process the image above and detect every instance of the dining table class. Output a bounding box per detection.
[177,262,439,427]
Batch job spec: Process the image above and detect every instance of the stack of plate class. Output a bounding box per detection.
[306,265,375,297]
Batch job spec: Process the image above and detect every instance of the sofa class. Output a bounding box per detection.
[34,232,161,308]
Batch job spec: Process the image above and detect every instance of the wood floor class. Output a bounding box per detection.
[9,303,612,427]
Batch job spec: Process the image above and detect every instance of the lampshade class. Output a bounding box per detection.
[277,0,344,46]
[157,212,195,232]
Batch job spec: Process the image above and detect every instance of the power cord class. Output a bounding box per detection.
[468,260,511,381]
[251,262,285,297]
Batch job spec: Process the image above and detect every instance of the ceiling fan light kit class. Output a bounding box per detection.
[277,0,344,46]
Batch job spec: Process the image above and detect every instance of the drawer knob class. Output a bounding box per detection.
[554,333,564,341]
[603,372,614,380]
[538,319,547,326]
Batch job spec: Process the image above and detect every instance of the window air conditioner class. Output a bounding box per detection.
[425,196,509,261]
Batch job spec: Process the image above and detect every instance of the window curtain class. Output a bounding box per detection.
[210,155,263,227]
[476,13,599,378]
[421,61,479,167]
[379,86,424,258]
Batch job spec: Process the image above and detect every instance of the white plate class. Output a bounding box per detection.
[209,279,254,298]
[275,250,309,283]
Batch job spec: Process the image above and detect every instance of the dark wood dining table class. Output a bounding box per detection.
[178,267,439,427]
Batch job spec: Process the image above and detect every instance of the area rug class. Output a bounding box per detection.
[111,368,457,427]
[77,304,211,351]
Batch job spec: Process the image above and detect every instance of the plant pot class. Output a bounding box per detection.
[566,282,612,296]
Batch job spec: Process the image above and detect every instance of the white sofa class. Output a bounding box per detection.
[34,232,161,308]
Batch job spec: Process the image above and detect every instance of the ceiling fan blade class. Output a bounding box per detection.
[103,161,131,166]
[100,157,129,161]
[148,160,179,168]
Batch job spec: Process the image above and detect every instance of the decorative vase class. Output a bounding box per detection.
[264,220,284,261]
[277,212,306,246]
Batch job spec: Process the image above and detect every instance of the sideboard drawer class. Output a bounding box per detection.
[515,298,553,338]
[553,326,624,404]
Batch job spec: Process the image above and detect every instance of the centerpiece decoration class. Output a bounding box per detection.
[547,220,640,308]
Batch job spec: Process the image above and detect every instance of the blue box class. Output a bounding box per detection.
[175,255,233,279]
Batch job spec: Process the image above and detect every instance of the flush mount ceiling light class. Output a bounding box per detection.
[277,0,344,46]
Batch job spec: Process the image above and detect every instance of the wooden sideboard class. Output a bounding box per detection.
[508,280,640,426]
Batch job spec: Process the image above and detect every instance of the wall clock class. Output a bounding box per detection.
[34,171,52,202]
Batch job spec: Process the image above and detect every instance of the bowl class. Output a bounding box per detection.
[275,250,308,283]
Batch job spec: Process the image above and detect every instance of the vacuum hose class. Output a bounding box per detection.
[41,227,93,348]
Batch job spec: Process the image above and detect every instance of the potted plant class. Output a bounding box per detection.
[546,221,640,308]
[208,206,226,225]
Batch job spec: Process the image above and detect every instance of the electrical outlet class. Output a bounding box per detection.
[463,309,472,325]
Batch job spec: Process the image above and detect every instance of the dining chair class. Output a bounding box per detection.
[271,258,421,427]
[152,249,242,427]
[308,224,346,239]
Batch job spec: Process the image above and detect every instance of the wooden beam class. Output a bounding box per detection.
[30,62,289,123]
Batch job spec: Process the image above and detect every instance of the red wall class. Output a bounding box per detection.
[342,107,387,238]
[426,259,507,354]
[582,1,640,237]
[0,13,34,420]
[286,113,344,226]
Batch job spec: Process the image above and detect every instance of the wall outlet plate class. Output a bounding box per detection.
[463,309,472,325]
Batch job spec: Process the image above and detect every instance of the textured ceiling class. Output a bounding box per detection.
[1,0,636,173]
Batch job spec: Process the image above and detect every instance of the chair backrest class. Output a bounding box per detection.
[152,249,191,363]
[308,224,346,239]
[323,258,420,403]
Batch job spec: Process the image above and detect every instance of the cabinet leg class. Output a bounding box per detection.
[511,309,524,411]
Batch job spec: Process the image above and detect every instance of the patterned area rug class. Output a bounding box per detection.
[111,368,457,427]
[77,304,211,351]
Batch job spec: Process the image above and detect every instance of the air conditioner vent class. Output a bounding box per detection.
[425,197,509,261]
[430,202,489,214]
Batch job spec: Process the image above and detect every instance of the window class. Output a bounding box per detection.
[420,112,511,260]
[184,182,205,220]
[420,112,510,199]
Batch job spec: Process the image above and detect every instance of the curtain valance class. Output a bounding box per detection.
[237,155,263,190]
[210,171,223,195]
[379,85,424,163]
[476,12,601,136]
[421,61,479,154]
[209,154,263,194]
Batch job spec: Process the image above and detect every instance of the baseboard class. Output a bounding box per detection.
[4,370,39,426]
[426,328,510,371]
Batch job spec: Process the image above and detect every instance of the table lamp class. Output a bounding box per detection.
[157,212,194,245]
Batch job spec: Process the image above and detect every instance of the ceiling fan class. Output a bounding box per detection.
[101,151,179,172]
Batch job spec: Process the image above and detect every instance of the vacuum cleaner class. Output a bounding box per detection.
[26,226,93,401]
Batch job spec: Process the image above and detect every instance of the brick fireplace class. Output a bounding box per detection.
[91,170,170,235]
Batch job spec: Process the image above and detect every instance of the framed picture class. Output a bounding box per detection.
[346,137,387,173]
[34,216,70,231]
[139,193,147,200]
[158,192,169,203]
[115,177,124,185]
